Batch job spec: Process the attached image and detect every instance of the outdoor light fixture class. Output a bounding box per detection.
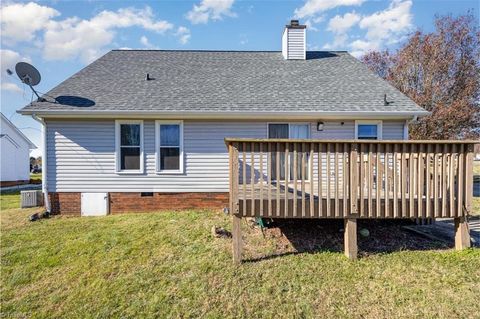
[317,121,324,131]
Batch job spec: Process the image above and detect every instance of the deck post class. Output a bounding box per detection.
[454,216,470,250]
[229,142,242,264]
[344,218,357,260]
[232,214,243,264]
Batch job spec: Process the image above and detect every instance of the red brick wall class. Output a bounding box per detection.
[49,192,81,215]
[109,192,229,214]
[48,192,229,215]
[0,180,29,187]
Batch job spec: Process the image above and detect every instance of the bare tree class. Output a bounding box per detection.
[362,13,480,139]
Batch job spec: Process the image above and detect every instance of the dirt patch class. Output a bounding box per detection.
[245,219,451,260]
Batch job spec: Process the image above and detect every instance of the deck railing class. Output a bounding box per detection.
[226,139,476,220]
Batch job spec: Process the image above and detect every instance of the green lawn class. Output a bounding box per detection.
[30,173,42,183]
[1,193,479,318]
[0,191,21,210]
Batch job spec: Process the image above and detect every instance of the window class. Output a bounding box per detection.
[268,123,310,181]
[268,124,289,139]
[156,121,183,174]
[355,121,382,140]
[115,120,143,173]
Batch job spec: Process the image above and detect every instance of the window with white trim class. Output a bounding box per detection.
[156,121,183,174]
[115,120,143,173]
[355,121,382,140]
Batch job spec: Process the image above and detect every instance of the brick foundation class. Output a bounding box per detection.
[49,192,81,215]
[48,192,229,215]
[0,180,29,187]
[109,192,229,214]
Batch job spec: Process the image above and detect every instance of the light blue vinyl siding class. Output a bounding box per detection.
[46,119,406,192]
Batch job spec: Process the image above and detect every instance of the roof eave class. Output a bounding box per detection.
[17,109,430,120]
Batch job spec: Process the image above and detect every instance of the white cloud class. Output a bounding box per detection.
[352,0,413,56]
[186,0,236,24]
[304,19,319,32]
[175,26,191,45]
[0,2,59,44]
[322,12,360,49]
[42,6,173,63]
[0,49,31,93]
[349,39,379,57]
[323,34,349,50]
[313,0,413,56]
[90,7,173,33]
[304,15,325,32]
[140,35,159,49]
[359,0,412,41]
[294,0,364,19]
[140,35,150,47]
[1,2,179,64]
[1,82,23,93]
[327,12,360,33]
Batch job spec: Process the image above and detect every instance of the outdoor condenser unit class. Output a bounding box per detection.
[20,190,44,208]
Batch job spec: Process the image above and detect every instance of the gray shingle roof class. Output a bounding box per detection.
[19,50,427,116]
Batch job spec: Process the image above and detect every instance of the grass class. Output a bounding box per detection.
[30,173,42,183]
[473,199,480,216]
[0,191,21,210]
[474,161,480,176]
[1,199,480,318]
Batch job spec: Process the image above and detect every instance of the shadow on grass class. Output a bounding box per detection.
[244,219,452,263]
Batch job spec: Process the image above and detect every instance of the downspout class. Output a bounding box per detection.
[31,114,51,213]
[404,115,418,140]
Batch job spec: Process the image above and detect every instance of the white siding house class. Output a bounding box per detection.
[18,20,428,214]
[1,113,36,183]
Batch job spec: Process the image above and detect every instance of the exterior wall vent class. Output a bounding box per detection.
[282,20,306,60]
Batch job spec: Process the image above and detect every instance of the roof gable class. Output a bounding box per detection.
[0,113,36,149]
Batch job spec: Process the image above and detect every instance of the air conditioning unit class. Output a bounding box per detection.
[21,190,44,208]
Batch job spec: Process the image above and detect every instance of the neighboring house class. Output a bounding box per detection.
[19,20,429,215]
[0,113,36,186]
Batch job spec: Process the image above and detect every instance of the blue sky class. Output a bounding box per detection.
[1,0,478,156]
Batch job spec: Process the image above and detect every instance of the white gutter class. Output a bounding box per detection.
[31,114,51,213]
[18,110,430,120]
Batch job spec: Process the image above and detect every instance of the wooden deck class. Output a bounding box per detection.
[227,139,476,220]
[226,138,478,262]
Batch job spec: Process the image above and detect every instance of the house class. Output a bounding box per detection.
[19,20,433,216]
[0,112,36,186]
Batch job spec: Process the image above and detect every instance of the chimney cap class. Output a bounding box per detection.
[286,19,306,29]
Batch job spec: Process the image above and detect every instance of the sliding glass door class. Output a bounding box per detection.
[268,123,309,181]
[269,124,289,180]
